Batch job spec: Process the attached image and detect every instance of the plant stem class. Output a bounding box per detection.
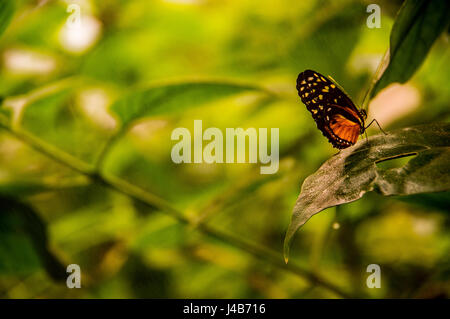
[361,49,390,110]
[0,122,354,298]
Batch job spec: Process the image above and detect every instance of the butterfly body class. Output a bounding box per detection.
[296,69,367,149]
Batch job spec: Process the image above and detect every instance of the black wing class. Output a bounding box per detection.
[296,69,364,148]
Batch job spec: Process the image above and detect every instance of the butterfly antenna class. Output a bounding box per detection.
[365,119,387,135]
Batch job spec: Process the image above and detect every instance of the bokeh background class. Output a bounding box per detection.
[0,0,449,298]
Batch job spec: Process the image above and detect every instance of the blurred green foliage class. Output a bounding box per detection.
[0,0,449,298]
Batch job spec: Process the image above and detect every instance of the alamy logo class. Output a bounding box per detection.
[366,264,381,288]
[366,4,381,28]
[66,3,81,29]
[66,264,81,288]
[171,120,279,174]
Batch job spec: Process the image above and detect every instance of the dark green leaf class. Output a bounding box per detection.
[0,196,66,281]
[371,0,450,98]
[395,191,450,213]
[284,122,450,262]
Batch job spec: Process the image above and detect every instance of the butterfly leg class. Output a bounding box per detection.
[362,130,371,147]
[365,119,387,135]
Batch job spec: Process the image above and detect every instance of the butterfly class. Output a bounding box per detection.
[296,69,382,149]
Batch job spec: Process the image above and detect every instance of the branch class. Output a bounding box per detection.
[0,120,354,298]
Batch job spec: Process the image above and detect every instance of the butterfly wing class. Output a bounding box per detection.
[325,113,361,149]
[296,69,364,149]
[297,70,360,115]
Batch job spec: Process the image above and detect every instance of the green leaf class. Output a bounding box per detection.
[371,0,450,98]
[0,0,14,39]
[0,78,112,166]
[109,80,269,129]
[0,196,66,281]
[284,122,450,262]
[96,80,271,167]
[0,77,84,128]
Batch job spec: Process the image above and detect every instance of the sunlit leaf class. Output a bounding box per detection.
[284,123,450,262]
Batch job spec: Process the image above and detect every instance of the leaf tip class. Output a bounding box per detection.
[283,240,290,264]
